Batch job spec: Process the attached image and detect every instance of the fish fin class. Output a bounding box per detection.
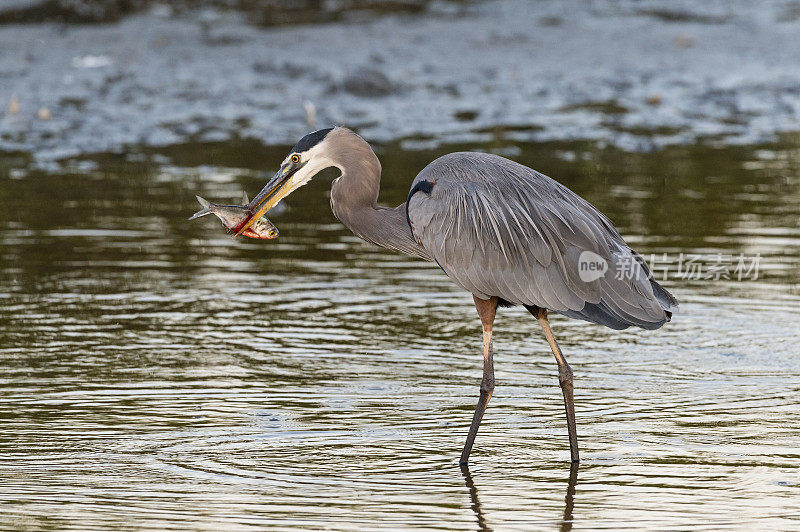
[188,195,212,220]
[241,192,249,205]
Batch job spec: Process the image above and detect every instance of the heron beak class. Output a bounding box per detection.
[234,162,298,237]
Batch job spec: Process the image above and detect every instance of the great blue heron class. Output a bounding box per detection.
[235,127,678,464]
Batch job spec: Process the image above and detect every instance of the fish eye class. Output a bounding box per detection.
[290,154,300,164]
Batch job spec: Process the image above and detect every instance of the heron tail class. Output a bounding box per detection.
[188,195,213,220]
[650,278,679,319]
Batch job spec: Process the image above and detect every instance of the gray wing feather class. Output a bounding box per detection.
[407,152,678,330]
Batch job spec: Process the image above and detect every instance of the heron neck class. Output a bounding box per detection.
[329,142,430,260]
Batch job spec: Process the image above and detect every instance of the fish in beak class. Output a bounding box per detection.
[189,195,279,240]
[233,127,336,236]
[234,161,301,237]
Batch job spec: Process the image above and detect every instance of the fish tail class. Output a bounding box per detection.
[188,195,213,220]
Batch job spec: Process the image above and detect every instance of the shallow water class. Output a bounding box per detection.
[1,137,799,530]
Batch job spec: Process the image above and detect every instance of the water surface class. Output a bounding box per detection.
[1,137,799,529]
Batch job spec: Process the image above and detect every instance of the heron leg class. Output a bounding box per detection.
[460,295,498,465]
[531,306,580,463]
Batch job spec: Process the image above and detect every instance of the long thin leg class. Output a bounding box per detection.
[530,306,579,463]
[460,295,498,465]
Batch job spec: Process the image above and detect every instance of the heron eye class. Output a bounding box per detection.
[290,154,300,164]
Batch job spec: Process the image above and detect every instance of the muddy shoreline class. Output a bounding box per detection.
[2,0,799,164]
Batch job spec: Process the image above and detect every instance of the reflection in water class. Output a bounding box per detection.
[0,136,799,529]
[560,463,579,532]
[461,464,492,532]
[460,461,578,532]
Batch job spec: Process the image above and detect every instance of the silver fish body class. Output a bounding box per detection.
[189,195,279,239]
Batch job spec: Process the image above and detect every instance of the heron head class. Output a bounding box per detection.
[234,127,336,236]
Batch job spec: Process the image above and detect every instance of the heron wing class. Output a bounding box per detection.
[407,152,677,329]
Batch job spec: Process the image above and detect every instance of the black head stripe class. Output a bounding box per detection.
[292,127,334,154]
